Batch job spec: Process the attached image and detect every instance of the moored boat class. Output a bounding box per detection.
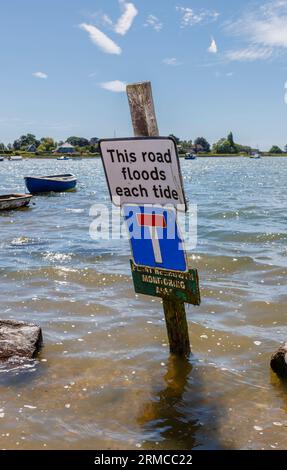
[185,153,197,160]
[57,156,70,161]
[9,155,23,161]
[24,174,77,194]
[0,156,4,162]
[249,153,261,159]
[0,194,32,211]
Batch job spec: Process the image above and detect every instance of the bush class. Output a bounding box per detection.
[269,145,282,154]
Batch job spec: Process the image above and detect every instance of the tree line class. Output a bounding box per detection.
[0,132,286,155]
[170,133,287,154]
[0,134,99,154]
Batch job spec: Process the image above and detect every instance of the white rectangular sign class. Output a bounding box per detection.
[99,137,187,211]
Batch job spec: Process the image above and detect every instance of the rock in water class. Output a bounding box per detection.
[270,344,287,378]
[0,320,43,360]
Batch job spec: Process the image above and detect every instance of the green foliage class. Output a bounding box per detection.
[269,145,282,154]
[90,137,99,145]
[235,144,252,154]
[13,133,40,150]
[227,132,235,146]
[0,142,6,151]
[213,132,239,154]
[38,137,56,152]
[67,136,90,147]
[179,140,193,151]
[194,137,210,152]
[212,138,237,154]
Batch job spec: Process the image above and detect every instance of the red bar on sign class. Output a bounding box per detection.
[136,213,166,228]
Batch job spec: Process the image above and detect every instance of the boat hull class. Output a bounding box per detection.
[9,156,23,161]
[0,194,32,211]
[24,175,77,194]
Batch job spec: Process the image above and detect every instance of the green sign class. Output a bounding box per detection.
[130,261,201,305]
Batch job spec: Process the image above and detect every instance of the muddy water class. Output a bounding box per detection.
[0,157,287,450]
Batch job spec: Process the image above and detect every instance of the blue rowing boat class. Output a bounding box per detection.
[185,153,197,160]
[24,174,77,194]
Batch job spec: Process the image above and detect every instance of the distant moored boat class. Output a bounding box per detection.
[0,194,32,211]
[185,153,197,160]
[9,155,23,161]
[24,174,77,194]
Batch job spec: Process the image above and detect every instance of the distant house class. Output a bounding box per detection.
[185,144,204,154]
[27,144,37,152]
[55,142,76,154]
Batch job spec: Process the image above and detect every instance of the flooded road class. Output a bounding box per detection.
[0,157,287,450]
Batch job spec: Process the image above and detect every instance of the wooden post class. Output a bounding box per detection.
[126,81,191,357]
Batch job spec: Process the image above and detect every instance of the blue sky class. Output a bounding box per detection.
[1,0,287,149]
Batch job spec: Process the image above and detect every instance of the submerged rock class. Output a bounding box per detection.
[270,344,287,378]
[0,320,43,361]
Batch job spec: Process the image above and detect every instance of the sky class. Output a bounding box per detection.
[1,0,287,149]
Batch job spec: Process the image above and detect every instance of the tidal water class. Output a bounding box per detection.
[0,157,287,450]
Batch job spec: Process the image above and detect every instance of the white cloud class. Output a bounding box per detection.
[144,14,163,32]
[176,6,219,28]
[102,14,113,27]
[162,57,181,66]
[208,38,218,54]
[79,23,122,55]
[115,1,138,35]
[225,0,287,61]
[33,72,48,79]
[226,46,273,62]
[100,80,126,92]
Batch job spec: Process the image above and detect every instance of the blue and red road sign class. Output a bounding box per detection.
[123,205,187,272]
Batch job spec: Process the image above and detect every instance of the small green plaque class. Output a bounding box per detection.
[130,261,201,305]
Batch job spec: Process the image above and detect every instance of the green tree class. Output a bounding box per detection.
[67,136,90,147]
[212,138,237,154]
[38,137,56,152]
[235,144,252,155]
[227,132,235,146]
[269,145,282,154]
[194,137,210,153]
[13,134,40,150]
[179,140,193,151]
[0,143,6,151]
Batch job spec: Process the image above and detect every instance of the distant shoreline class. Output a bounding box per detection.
[2,153,287,159]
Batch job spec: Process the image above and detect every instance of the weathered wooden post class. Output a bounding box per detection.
[126,81,191,356]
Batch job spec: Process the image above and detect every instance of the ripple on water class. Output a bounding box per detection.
[0,158,287,449]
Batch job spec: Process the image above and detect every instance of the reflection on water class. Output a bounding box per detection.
[0,157,287,449]
[138,357,197,449]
